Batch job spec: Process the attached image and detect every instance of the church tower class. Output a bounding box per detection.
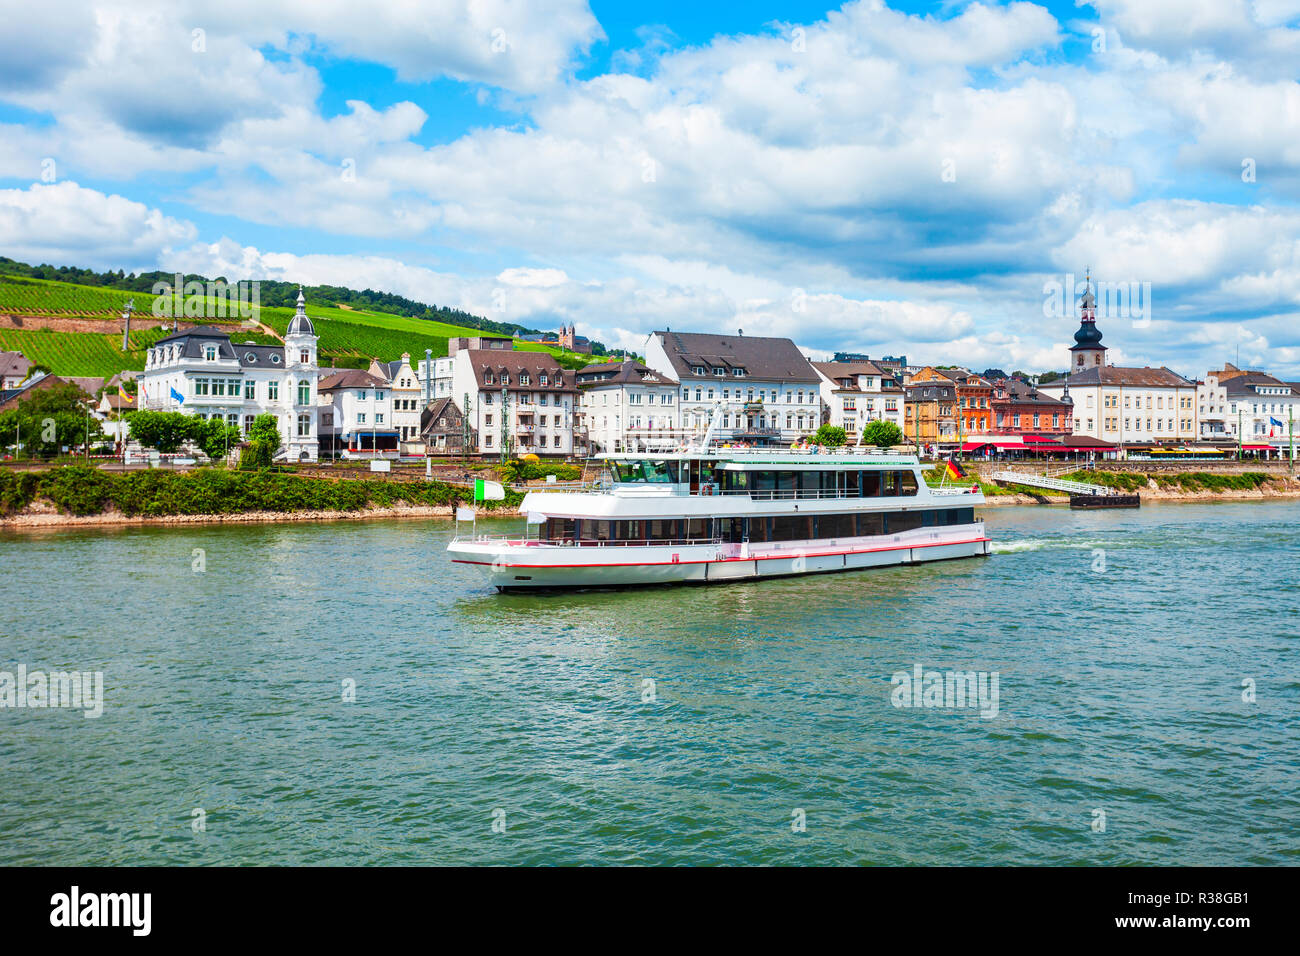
[1069,273,1106,373]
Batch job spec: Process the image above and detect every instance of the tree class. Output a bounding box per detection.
[862,419,903,448]
[0,383,103,459]
[196,418,243,461]
[124,411,199,453]
[246,414,282,455]
[809,424,847,447]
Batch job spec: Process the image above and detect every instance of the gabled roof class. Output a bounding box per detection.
[0,350,32,379]
[576,359,677,387]
[319,369,386,391]
[654,330,819,383]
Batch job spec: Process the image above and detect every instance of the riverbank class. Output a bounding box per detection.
[3,463,1298,530]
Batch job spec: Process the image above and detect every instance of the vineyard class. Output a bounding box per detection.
[0,275,594,377]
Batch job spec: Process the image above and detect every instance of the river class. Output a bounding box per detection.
[1,500,1297,864]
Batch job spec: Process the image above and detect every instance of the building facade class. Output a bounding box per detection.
[811,360,904,442]
[448,350,578,456]
[421,397,474,457]
[575,359,680,454]
[645,330,821,445]
[318,369,396,458]
[911,367,993,438]
[136,290,321,461]
[370,353,424,449]
[902,381,958,448]
[990,378,1074,435]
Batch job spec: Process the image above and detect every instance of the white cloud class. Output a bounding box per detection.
[0,182,195,269]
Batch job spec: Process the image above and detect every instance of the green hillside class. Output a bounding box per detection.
[0,274,595,377]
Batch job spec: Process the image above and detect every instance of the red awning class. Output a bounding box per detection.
[1242,444,1272,450]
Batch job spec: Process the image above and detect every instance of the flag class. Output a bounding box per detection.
[1270,417,1284,428]
[118,383,134,405]
[455,505,475,521]
[945,456,968,480]
[474,478,505,501]
[169,386,185,405]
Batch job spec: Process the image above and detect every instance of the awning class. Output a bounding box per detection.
[1242,444,1272,450]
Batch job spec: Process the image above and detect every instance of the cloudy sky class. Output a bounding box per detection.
[1,0,1299,376]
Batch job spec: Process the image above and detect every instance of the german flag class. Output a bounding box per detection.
[945,456,968,480]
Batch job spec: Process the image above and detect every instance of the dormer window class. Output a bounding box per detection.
[714,367,724,376]
[484,373,494,385]
[539,374,548,386]
[519,373,530,386]
[204,345,216,361]
[732,368,744,377]
[692,366,705,375]
[501,373,510,385]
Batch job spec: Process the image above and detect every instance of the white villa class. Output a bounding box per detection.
[370,353,424,451]
[136,289,321,461]
[318,368,396,458]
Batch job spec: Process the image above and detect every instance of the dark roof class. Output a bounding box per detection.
[319,369,386,390]
[904,382,957,401]
[234,344,288,368]
[654,330,819,383]
[465,350,576,391]
[998,378,1071,407]
[576,359,677,387]
[421,396,466,434]
[154,324,233,344]
[1055,366,1195,388]
[1224,372,1294,396]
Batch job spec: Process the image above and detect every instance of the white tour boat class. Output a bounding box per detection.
[449,425,991,591]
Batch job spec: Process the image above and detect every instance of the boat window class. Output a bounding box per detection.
[898,471,919,496]
[861,471,882,496]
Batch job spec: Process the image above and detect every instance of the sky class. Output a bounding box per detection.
[1,0,1299,377]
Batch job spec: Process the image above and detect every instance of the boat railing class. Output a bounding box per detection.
[452,534,724,548]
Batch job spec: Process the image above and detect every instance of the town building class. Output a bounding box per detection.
[811,359,904,443]
[136,289,321,461]
[0,350,33,389]
[902,380,958,451]
[911,367,993,438]
[1197,369,1232,442]
[645,330,822,445]
[420,397,474,457]
[447,350,578,456]
[419,336,512,403]
[989,378,1073,436]
[1220,369,1298,456]
[369,353,424,450]
[575,359,680,454]
[1037,279,1197,447]
[317,369,396,458]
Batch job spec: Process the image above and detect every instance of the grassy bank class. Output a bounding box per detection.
[0,465,523,518]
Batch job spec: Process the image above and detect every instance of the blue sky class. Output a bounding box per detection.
[1,0,1299,376]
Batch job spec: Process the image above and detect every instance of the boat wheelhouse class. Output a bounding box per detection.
[449,445,990,591]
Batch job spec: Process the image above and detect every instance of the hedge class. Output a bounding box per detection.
[0,465,524,517]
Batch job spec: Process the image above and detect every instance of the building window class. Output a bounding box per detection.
[376,414,384,424]
[300,349,309,364]
[244,381,255,400]
[194,378,209,396]
[268,381,279,401]
[243,415,255,433]
[205,345,217,361]
[358,413,366,424]
[298,382,310,405]
[297,414,310,437]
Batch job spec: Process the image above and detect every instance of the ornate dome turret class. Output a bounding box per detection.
[287,287,315,336]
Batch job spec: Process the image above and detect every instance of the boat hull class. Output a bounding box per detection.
[450,527,992,591]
